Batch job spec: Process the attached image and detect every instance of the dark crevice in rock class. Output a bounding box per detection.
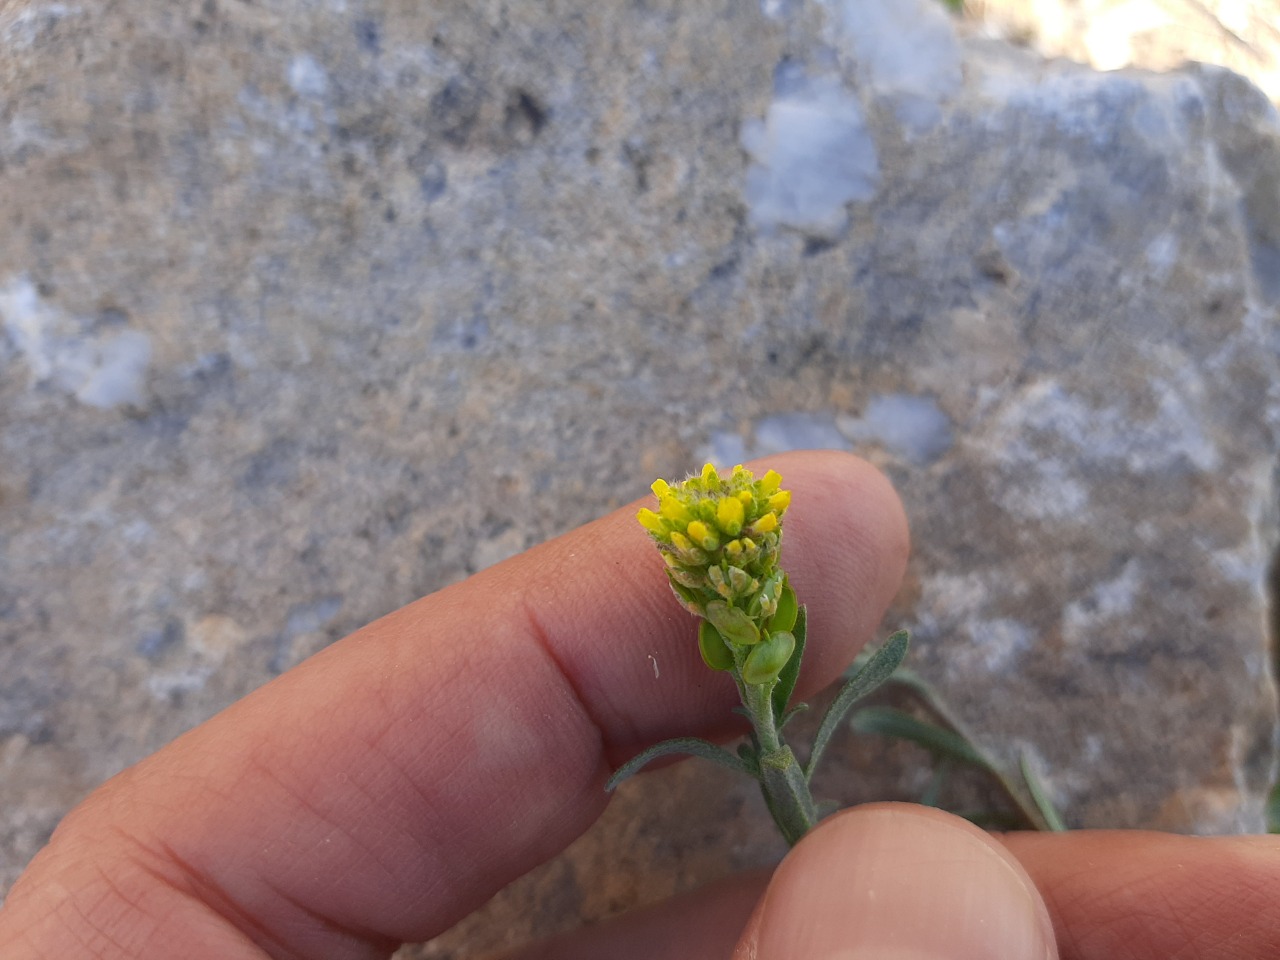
[504,89,548,142]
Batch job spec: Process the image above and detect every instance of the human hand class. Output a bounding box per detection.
[0,451,1276,959]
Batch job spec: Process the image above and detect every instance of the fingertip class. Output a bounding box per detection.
[736,803,1057,960]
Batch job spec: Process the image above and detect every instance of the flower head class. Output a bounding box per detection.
[637,463,792,622]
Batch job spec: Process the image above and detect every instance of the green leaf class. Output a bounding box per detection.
[805,630,910,780]
[1019,752,1068,832]
[849,706,991,770]
[1270,780,1280,834]
[606,737,755,792]
[771,605,807,724]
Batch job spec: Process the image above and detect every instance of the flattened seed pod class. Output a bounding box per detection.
[743,630,796,685]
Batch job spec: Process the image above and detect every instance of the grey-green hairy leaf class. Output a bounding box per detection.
[1019,752,1068,832]
[805,630,910,780]
[605,736,754,791]
[849,706,989,770]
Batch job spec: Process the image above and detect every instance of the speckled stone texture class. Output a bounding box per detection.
[1,0,1277,956]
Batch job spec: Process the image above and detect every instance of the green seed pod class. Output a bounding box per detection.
[698,620,735,671]
[742,630,796,685]
[705,600,761,646]
[767,583,798,634]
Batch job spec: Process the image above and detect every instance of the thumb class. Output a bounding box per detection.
[734,803,1058,960]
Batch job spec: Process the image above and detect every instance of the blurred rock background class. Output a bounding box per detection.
[968,0,1280,104]
[0,0,1277,957]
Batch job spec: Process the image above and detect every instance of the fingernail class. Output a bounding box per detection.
[740,804,1056,960]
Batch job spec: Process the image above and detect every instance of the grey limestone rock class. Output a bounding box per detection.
[1,0,1277,955]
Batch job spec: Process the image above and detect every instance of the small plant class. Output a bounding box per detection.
[608,463,1065,844]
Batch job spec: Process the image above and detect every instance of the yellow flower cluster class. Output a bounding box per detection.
[638,463,797,683]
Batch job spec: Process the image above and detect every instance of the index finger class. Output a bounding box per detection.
[0,451,909,960]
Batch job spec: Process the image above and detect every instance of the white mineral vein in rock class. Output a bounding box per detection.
[990,377,1220,474]
[760,0,800,18]
[753,411,850,455]
[0,275,151,409]
[287,54,330,100]
[744,0,963,232]
[0,275,56,379]
[961,617,1035,672]
[818,0,963,129]
[916,572,1039,675]
[837,393,955,466]
[1062,558,1143,645]
[146,665,216,700]
[1144,231,1179,278]
[741,70,878,237]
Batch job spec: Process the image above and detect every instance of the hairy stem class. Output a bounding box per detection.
[744,680,817,845]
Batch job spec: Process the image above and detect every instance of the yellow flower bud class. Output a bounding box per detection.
[716,496,745,536]
[660,496,693,524]
[750,511,779,535]
[637,508,665,535]
[637,464,792,628]
[686,520,719,552]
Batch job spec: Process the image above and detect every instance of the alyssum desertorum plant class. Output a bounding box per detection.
[606,463,1067,845]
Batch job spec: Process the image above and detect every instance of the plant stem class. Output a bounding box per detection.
[744,680,817,845]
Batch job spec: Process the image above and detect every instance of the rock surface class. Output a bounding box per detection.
[970,0,1280,105]
[1,0,1277,955]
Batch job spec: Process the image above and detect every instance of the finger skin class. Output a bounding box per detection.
[508,869,770,960]
[512,827,1280,960]
[0,451,910,960]
[734,804,1057,960]
[1003,831,1280,960]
